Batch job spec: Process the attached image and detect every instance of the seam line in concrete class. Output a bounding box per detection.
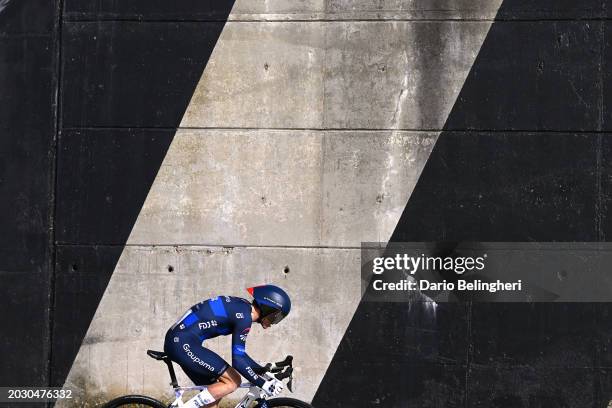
[60,126,612,134]
[54,243,376,250]
[47,0,65,396]
[62,17,612,23]
[0,33,53,38]
[596,18,605,241]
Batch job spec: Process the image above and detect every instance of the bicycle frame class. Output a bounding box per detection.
[145,350,293,408]
[168,381,266,408]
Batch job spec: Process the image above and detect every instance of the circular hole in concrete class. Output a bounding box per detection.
[168,265,174,273]
[283,266,290,274]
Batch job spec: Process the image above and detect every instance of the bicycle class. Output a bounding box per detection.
[102,349,313,408]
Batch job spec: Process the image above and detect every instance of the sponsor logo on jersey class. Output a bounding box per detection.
[245,366,259,380]
[174,337,179,343]
[171,309,192,330]
[240,327,250,342]
[235,312,244,319]
[198,320,218,330]
[182,344,215,371]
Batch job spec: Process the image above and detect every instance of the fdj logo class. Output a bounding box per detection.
[235,313,244,319]
[198,320,218,330]
[245,366,258,380]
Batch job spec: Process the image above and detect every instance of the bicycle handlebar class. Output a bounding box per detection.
[275,355,293,368]
[261,355,295,392]
[274,367,293,381]
[265,355,293,373]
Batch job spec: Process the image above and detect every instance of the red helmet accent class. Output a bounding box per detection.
[247,285,265,296]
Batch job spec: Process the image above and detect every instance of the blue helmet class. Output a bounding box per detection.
[247,284,291,325]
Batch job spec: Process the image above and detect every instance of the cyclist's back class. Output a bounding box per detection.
[164,295,264,387]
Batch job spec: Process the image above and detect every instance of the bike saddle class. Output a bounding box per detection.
[146,350,168,361]
[146,350,179,388]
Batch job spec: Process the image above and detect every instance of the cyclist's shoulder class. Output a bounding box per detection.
[220,296,252,325]
[194,295,251,316]
[199,295,246,304]
[234,295,252,306]
[218,295,250,306]
[226,296,252,312]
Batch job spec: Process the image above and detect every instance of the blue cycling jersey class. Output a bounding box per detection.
[164,296,266,387]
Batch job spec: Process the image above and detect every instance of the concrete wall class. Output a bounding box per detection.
[58,1,501,405]
[2,0,611,406]
[5,0,610,406]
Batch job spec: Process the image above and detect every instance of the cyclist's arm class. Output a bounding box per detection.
[231,319,266,386]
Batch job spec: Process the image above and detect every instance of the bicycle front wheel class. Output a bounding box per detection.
[102,394,166,408]
[260,397,314,408]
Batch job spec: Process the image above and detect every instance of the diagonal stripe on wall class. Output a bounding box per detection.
[60,1,505,404]
[53,2,236,398]
[313,0,612,406]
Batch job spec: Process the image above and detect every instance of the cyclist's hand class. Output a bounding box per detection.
[262,378,284,397]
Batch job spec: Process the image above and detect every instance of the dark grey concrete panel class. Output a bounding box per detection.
[601,24,612,132]
[0,0,55,35]
[604,0,612,19]
[63,0,234,21]
[0,36,55,257]
[314,302,470,406]
[470,303,600,368]
[64,0,607,20]
[1,273,51,387]
[392,133,601,242]
[596,303,612,368]
[0,25,55,387]
[494,0,605,19]
[445,21,603,132]
[596,369,612,407]
[468,367,596,408]
[601,136,612,247]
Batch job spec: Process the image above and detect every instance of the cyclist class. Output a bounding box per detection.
[163,284,291,408]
